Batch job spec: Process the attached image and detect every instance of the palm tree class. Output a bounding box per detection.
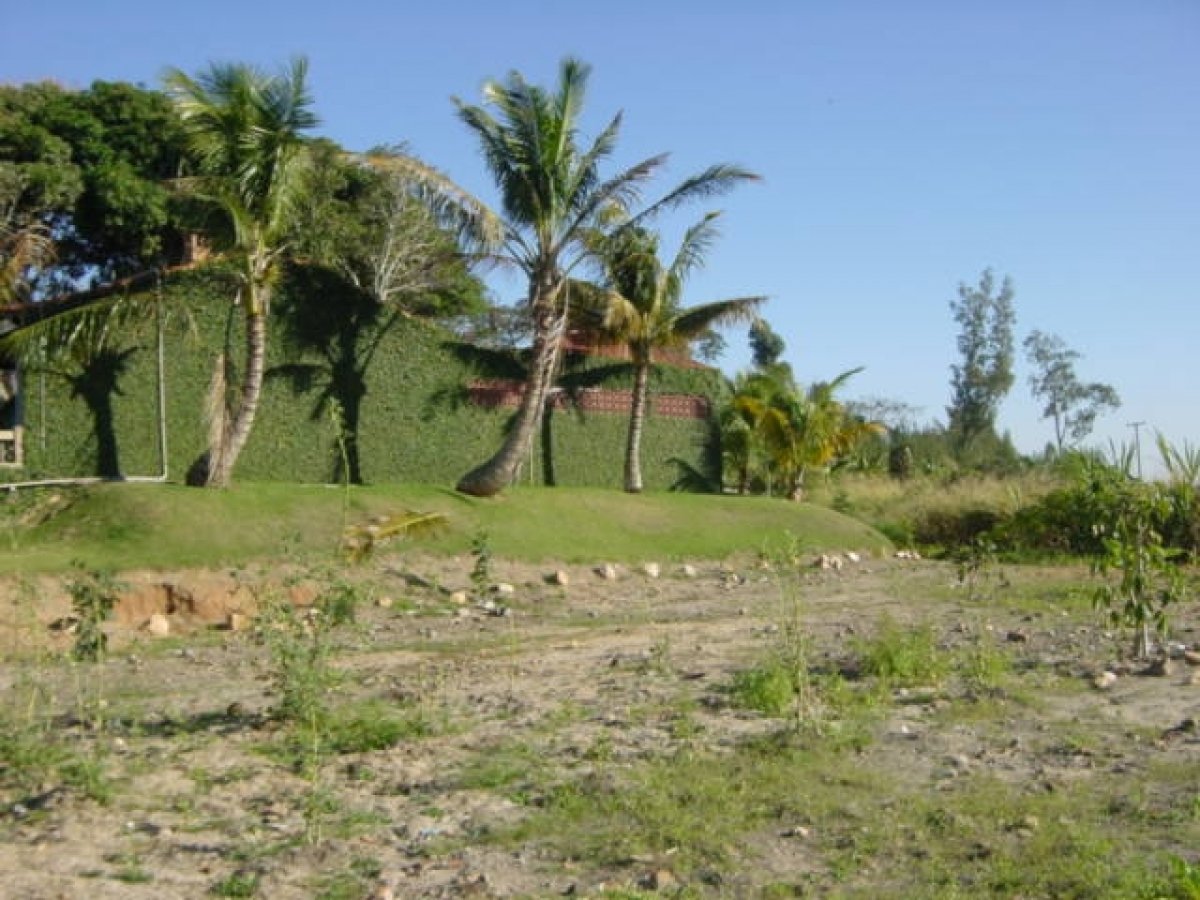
[588,214,763,492]
[163,58,318,487]
[452,57,758,497]
[730,365,883,499]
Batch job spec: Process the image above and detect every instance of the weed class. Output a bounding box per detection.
[854,616,949,688]
[1164,855,1200,900]
[954,631,1013,694]
[314,859,386,900]
[730,661,796,717]
[65,565,121,662]
[470,528,493,599]
[210,870,260,898]
[952,536,1007,602]
[317,578,362,627]
[757,531,826,729]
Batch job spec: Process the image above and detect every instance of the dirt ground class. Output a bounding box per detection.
[1,552,1197,899]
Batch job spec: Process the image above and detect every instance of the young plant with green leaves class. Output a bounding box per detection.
[1092,480,1184,658]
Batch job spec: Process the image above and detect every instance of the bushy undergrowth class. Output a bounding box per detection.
[816,456,1199,563]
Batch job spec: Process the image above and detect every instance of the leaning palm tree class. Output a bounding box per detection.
[588,215,763,492]
[452,57,758,497]
[163,58,318,487]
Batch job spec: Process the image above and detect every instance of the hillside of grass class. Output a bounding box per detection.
[0,482,890,574]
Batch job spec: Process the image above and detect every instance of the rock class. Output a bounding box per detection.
[680,564,698,578]
[1189,668,1200,687]
[1093,670,1118,690]
[846,551,861,564]
[1182,650,1200,666]
[641,869,677,891]
[49,616,80,634]
[376,595,394,609]
[367,880,395,900]
[595,563,619,581]
[494,582,515,596]
[642,562,661,579]
[449,590,470,605]
[143,613,171,637]
[1141,657,1172,678]
[225,612,251,632]
[549,570,570,587]
[1006,630,1029,643]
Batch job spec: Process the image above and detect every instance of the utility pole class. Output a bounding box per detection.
[1128,421,1146,480]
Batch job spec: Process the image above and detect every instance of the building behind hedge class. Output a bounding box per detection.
[1,264,724,491]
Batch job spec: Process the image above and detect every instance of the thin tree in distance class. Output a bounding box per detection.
[946,268,1016,458]
[1024,329,1120,454]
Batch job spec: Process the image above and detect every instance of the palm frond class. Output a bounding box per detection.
[636,163,761,224]
[670,295,765,341]
[357,150,503,252]
[342,510,448,563]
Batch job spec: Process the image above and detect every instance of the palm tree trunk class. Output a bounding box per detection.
[456,303,566,497]
[624,360,651,493]
[201,306,268,488]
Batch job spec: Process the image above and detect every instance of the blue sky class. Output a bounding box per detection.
[5,0,1198,467]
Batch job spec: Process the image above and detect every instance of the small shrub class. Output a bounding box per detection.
[854,617,948,687]
[210,871,260,898]
[317,577,363,627]
[1092,482,1184,658]
[912,506,1002,550]
[65,566,122,662]
[469,529,492,599]
[730,662,796,717]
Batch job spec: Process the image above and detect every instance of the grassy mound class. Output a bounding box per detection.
[0,482,890,573]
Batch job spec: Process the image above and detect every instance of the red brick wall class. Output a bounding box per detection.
[467,380,710,419]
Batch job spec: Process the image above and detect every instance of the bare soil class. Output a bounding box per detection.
[1,553,1197,899]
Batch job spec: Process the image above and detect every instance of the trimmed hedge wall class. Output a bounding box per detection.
[11,264,722,490]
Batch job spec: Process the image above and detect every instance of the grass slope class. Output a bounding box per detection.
[0,482,889,573]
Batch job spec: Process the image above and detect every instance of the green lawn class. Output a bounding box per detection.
[0,481,890,573]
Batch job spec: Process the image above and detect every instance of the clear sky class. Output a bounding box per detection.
[5,0,1198,468]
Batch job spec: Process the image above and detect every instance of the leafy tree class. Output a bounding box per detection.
[452,57,757,497]
[164,58,319,487]
[1023,329,1120,453]
[748,318,786,369]
[278,141,486,483]
[585,214,763,492]
[946,269,1016,455]
[0,80,187,287]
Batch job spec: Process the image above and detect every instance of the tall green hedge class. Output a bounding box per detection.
[10,263,721,490]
